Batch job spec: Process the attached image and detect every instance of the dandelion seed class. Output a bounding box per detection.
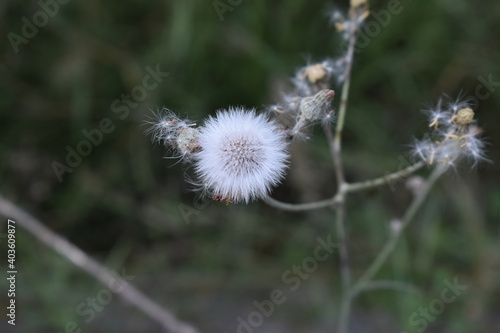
[424,99,451,130]
[447,92,473,113]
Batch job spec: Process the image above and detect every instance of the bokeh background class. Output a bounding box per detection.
[1,0,499,332]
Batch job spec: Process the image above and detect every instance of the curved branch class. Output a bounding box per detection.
[0,195,198,333]
[352,165,447,294]
[263,162,425,212]
[262,195,340,211]
[345,161,426,193]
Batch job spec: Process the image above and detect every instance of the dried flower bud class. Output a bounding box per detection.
[299,89,335,122]
[288,89,335,139]
[176,127,200,157]
[411,95,487,169]
[454,108,474,126]
[351,0,368,9]
[145,108,199,161]
[304,64,328,84]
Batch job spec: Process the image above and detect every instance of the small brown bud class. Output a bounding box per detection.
[455,108,475,125]
[351,0,368,9]
[304,64,328,84]
[176,127,200,155]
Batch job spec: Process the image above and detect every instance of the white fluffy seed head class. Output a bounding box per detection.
[194,107,289,203]
[145,108,199,161]
[411,95,488,169]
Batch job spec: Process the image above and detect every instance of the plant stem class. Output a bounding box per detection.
[334,192,352,333]
[264,162,425,211]
[345,161,426,193]
[0,195,198,333]
[352,165,446,295]
[263,195,341,211]
[331,6,361,332]
[330,2,384,329]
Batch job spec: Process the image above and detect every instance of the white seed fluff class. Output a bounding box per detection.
[194,108,289,203]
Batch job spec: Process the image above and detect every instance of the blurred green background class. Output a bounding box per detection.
[1,0,499,332]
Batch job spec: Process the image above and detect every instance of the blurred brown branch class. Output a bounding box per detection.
[0,194,199,333]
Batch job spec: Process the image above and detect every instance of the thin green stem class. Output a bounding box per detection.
[263,162,425,211]
[334,72,352,147]
[330,82,353,333]
[345,161,426,193]
[352,166,447,295]
[335,195,352,333]
[333,6,360,332]
[262,195,340,211]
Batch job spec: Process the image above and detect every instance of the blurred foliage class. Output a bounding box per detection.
[0,0,499,332]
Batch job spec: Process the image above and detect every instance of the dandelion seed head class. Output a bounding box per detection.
[412,95,487,169]
[194,107,289,203]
